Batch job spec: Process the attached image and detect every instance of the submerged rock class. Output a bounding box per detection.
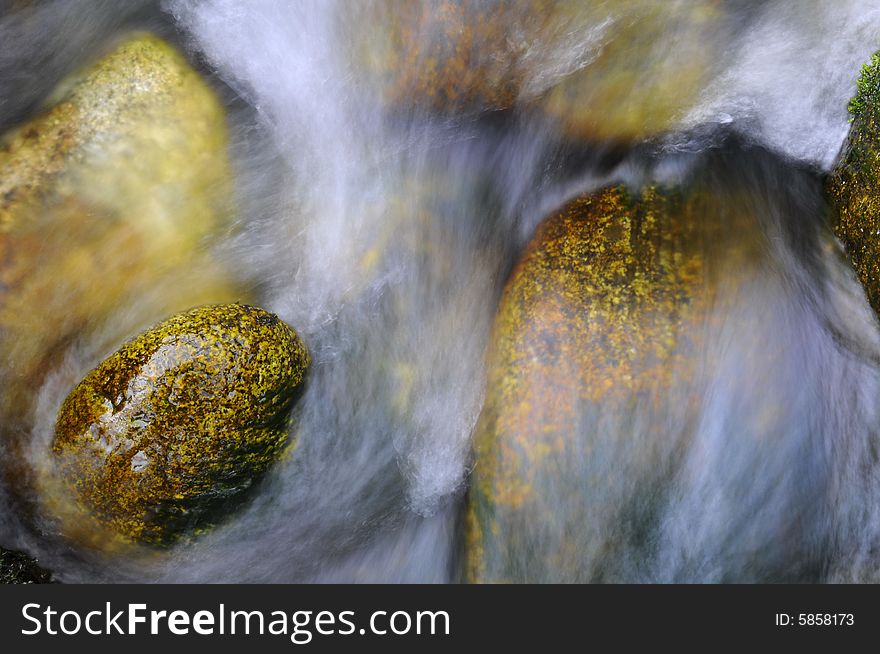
[0,546,53,584]
[539,1,725,143]
[0,33,243,499]
[0,32,239,381]
[827,51,880,317]
[51,304,309,546]
[354,0,725,142]
[0,32,230,230]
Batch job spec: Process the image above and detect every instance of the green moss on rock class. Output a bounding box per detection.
[848,52,880,118]
[51,304,309,546]
[828,50,880,317]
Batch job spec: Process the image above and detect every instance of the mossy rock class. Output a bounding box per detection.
[463,182,775,582]
[353,1,725,142]
[50,304,309,546]
[827,51,880,317]
[465,187,707,582]
[0,33,243,494]
[0,546,53,584]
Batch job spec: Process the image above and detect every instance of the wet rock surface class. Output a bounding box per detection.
[463,159,833,582]
[51,304,310,546]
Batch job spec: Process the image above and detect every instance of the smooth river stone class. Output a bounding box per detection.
[51,304,309,546]
[465,181,775,582]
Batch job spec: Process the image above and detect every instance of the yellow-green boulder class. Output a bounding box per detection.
[51,304,309,546]
[539,1,723,142]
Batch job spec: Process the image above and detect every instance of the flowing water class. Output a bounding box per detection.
[3,0,880,582]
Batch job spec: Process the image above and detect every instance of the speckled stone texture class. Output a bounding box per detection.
[52,304,310,546]
[0,31,243,483]
[828,51,880,317]
[465,186,714,582]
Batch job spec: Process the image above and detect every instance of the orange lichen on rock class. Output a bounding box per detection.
[466,185,726,582]
[51,304,309,546]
